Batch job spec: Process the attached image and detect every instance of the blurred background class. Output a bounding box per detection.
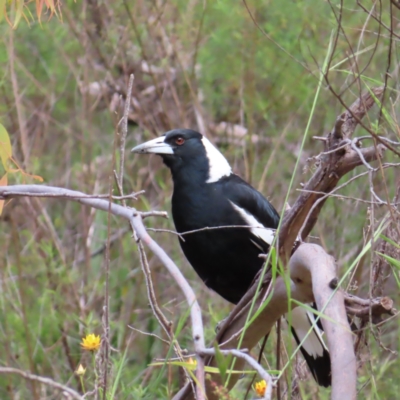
[0,1,399,399]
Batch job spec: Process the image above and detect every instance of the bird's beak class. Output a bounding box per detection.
[131,136,174,155]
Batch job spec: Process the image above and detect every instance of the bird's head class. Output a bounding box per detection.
[132,129,232,183]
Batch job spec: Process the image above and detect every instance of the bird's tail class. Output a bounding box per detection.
[288,305,331,387]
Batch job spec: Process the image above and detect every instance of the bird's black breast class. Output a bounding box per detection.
[171,175,279,304]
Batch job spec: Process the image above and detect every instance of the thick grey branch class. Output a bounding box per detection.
[292,246,356,400]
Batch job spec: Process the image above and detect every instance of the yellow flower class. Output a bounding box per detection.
[75,364,86,376]
[81,333,101,351]
[254,379,267,397]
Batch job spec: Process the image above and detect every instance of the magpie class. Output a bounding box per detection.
[132,128,331,387]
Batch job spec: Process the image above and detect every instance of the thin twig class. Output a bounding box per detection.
[128,325,170,345]
[298,183,400,206]
[200,348,274,400]
[297,165,381,241]
[279,87,385,262]
[137,240,173,334]
[73,228,130,266]
[349,140,374,170]
[141,210,169,219]
[0,367,83,399]
[0,191,144,200]
[319,139,351,155]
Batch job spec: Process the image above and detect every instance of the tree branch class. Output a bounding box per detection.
[0,367,83,400]
[199,348,273,400]
[292,246,357,400]
[0,184,206,399]
[344,293,396,323]
[279,87,384,261]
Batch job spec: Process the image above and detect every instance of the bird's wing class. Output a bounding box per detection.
[288,306,331,387]
[220,174,280,250]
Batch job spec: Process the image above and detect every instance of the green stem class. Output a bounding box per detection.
[80,375,86,394]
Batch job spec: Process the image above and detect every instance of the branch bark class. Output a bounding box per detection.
[293,246,356,400]
[279,87,384,261]
[344,293,396,323]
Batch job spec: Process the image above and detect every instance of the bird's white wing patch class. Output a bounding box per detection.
[229,202,275,246]
[289,306,327,358]
[201,136,232,183]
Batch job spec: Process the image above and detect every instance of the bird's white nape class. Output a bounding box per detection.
[201,136,232,183]
[229,202,275,245]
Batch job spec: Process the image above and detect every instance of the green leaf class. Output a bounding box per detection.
[13,0,24,28]
[389,265,400,289]
[290,299,351,331]
[149,360,256,375]
[329,44,376,71]
[379,234,400,250]
[376,252,400,270]
[365,85,395,130]
[213,342,232,381]
[0,0,6,22]
[0,173,7,215]
[110,346,129,399]
[0,123,12,171]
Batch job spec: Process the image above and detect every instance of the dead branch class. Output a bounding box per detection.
[293,246,356,400]
[0,185,362,399]
[372,182,400,296]
[0,367,83,399]
[344,293,396,323]
[199,348,273,400]
[279,87,384,261]
[136,239,193,392]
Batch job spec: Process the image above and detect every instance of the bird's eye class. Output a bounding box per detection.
[175,137,185,146]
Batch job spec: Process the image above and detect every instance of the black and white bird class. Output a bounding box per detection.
[132,128,331,387]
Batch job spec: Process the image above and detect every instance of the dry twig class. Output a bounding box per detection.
[279,87,385,261]
[0,367,83,400]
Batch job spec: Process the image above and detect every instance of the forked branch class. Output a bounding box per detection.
[0,185,207,400]
[279,87,384,261]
